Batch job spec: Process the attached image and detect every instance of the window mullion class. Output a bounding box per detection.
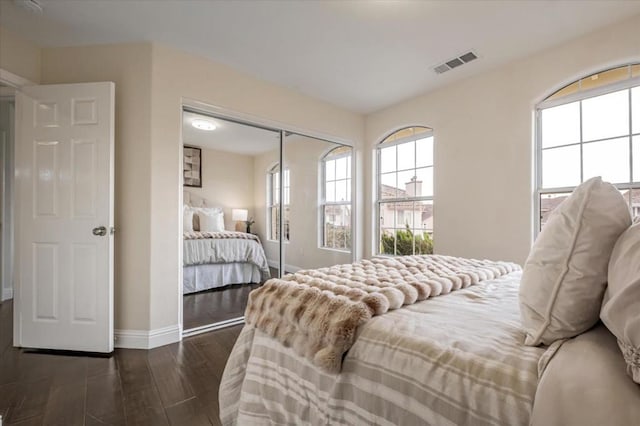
[630,88,634,185]
[393,203,398,256]
[579,100,584,183]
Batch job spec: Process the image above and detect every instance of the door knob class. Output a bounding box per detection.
[92,226,108,237]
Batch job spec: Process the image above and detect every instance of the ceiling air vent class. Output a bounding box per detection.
[433,51,478,75]
[459,51,478,63]
[433,64,450,74]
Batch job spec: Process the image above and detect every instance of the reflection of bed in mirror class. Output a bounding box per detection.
[183,191,270,295]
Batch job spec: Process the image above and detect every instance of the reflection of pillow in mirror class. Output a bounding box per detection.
[199,210,225,232]
[192,207,223,231]
[183,206,194,232]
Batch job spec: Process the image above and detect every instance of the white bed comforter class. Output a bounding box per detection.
[220,271,562,426]
[183,233,270,281]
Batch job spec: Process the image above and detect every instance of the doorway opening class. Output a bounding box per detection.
[0,89,16,305]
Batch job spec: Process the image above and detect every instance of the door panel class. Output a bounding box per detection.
[16,82,114,352]
[34,242,58,320]
[34,140,59,216]
[72,139,98,217]
[72,243,98,323]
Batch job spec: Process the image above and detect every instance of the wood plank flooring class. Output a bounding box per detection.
[182,267,278,330]
[0,300,242,426]
[182,283,258,330]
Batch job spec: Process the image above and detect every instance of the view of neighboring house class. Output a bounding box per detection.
[380,178,433,233]
[540,188,640,228]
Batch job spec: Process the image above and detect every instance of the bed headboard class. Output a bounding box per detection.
[184,190,207,208]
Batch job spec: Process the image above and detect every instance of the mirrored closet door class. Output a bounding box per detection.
[181,110,280,332]
[181,108,354,334]
[282,133,353,273]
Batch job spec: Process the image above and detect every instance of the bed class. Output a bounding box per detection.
[218,256,640,426]
[183,191,270,295]
[219,178,640,425]
[183,231,270,294]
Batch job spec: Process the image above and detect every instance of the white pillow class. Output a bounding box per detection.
[601,221,640,384]
[198,210,225,232]
[183,206,194,232]
[519,176,631,346]
[191,206,222,231]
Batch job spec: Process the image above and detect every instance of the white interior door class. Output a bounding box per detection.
[15,82,115,352]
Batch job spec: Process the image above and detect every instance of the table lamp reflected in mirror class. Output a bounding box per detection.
[232,208,254,233]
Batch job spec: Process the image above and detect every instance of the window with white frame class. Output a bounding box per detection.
[537,64,640,231]
[267,164,290,241]
[321,146,352,250]
[377,126,434,256]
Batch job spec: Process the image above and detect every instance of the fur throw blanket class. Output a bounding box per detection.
[245,255,520,373]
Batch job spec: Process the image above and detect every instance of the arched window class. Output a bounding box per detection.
[536,64,640,231]
[267,164,290,241]
[321,146,352,250]
[377,126,434,255]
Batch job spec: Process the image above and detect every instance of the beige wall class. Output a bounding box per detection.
[0,27,41,84]
[41,44,154,331]
[148,44,364,330]
[184,147,255,231]
[365,13,640,265]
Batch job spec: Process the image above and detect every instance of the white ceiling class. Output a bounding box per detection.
[183,111,279,155]
[2,0,640,113]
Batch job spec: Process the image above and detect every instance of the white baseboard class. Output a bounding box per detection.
[115,324,181,349]
[267,259,301,274]
[285,263,301,273]
[1,287,12,302]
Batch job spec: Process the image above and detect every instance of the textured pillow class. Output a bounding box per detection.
[601,221,640,383]
[183,206,194,232]
[198,210,225,232]
[520,176,631,346]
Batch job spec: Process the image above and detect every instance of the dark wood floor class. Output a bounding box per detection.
[0,300,243,426]
[182,267,279,330]
[183,283,258,330]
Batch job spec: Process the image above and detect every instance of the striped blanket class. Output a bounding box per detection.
[220,270,563,425]
[245,255,520,373]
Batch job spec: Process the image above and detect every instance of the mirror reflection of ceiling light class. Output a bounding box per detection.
[13,0,44,14]
[192,119,216,131]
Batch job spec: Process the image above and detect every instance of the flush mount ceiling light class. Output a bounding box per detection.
[13,0,44,14]
[192,119,216,131]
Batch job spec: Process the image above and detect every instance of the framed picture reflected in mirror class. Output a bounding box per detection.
[183,146,202,187]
